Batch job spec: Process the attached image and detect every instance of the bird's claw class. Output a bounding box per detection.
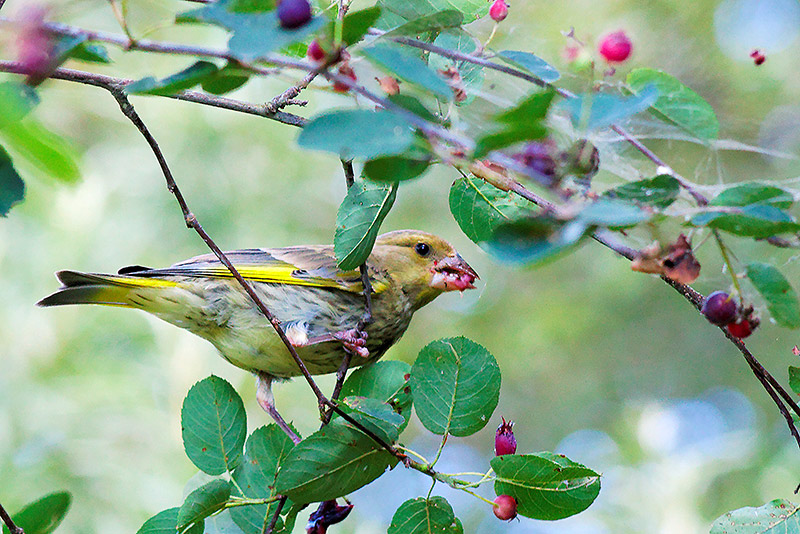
[334,328,369,358]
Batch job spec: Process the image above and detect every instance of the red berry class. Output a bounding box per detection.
[598,30,632,63]
[495,418,517,456]
[277,0,312,29]
[307,40,326,62]
[750,49,766,66]
[333,63,356,93]
[489,0,508,22]
[493,495,517,521]
[701,291,737,326]
[727,319,753,339]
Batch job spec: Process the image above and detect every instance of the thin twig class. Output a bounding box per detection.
[264,496,287,534]
[265,71,318,114]
[0,501,23,534]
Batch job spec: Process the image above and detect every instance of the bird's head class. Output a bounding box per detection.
[372,230,479,309]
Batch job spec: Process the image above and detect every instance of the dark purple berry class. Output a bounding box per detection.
[495,418,517,456]
[277,0,312,29]
[493,495,518,521]
[513,141,558,181]
[701,291,737,326]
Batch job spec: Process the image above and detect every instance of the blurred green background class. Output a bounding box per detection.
[2,0,800,532]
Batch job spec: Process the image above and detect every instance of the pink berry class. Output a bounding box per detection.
[493,495,517,521]
[307,40,326,62]
[277,0,312,29]
[489,0,508,22]
[598,30,632,63]
[495,418,517,456]
[701,291,737,326]
[333,63,356,93]
[750,49,766,66]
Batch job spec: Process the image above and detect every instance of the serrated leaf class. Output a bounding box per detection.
[334,180,397,270]
[341,360,413,428]
[410,336,500,436]
[449,175,533,243]
[299,110,414,159]
[340,6,382,46]
[388,497,460,534]
[274,421,398,504]
[491,453,601,520]
[201,62,252,95]
[2,492,71,534]
[578,198,650,229]
[181,375,247,475]
[789,367,800,396]
[342,396,405,443]
[498,50,560,83]
[690,205,800,238]
[710,499,800,534]
[603,174,680,209]
[746,263,800,328]
[384,10,463,36]
[0,145,25,217]
[564,85,659,131]
[177,479,232,531]
[0,119,81,183]
[485,216,590,265]
[364,44,453,100]
[137,508,203,534]
[627,68,719,140]
[710,183,793,210]
[126,61,219,96]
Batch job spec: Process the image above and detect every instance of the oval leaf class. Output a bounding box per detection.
[181,375,247,475]
[485,217,590,266]
[388,497,460,534]
[364,44,453,101]
[603,174,680,209]
[3,492,71,534]
[710,499,800,534]
[298,110,413,160]
[498,50,560,83]
[384,10,464,36]
[334,180,398,270]
[564,85,659,131]
[627,68,719,140]
[0,145,25,217]
[449,175,534,243]
[691,205,800,238]
[177,479,232,531]
[126,61,219,96]
[410,336,500,437]
[491,453,601,520]
[710,183,793,209]
[0,119,81,183]
[363,154,431,183]
[341,396,405,443]
[746,263,800,328]
[341,6,383,46]
[341,360,413,428]
[137,508,203,534]
[578,198,650,229]
[0,81,40,128]
[789,366,800,396]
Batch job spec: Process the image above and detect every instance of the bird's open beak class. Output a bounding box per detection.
[430,254,479,291]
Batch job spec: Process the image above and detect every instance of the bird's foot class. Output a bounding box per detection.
[333,328,369,358]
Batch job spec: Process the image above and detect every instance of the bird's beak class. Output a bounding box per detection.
[430,254,479,291]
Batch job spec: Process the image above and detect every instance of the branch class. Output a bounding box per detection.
[0,501,23,534]
[264,71,317,114]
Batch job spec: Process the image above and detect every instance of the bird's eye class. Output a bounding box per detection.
[414,242,431,257]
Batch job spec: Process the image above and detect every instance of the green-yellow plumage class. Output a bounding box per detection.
[38,230,478,379]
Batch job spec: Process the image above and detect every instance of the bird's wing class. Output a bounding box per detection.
[126,246,388,294]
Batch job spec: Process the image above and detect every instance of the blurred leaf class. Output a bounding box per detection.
[710,499,800,534]
[181,375,248,475]
[603,175,680,209]
[498,50,560,83]
[274,421,398,504]
[177,0,324,61]
[496,89,556,124]
[340,6,382,46]
[578,198,650,229]
[627,68,719,140]
[746,263,800,328]
[428,29,484,105]
[363,154,432,182]
[387,94,441,123]
[364,44,453,100]
[384,10,464,36]
[690,205,800,238]
[52,35,111,64]
[342,396,405,442]
[0,146,25,217]
[789,367,800,396]
[485,216,589,265]
[0,119,81,183]
[0,81,40,128]
[201,62,252,95]
[2,492,71,534]
[388,497,461,534]
[449,174,533,243]
[137,508,203,534]
[710,183,793,210]
[473,123,548,160]
[299,110,414,159]
[564,85,658,131]
[491,453,601,520]
[177,479,232,531]
[377,0,485,28]
[341,360,413,428]
[334,180,398,270]
[126,61,219,96]
[204,509,248,534]
[410,336,500,436]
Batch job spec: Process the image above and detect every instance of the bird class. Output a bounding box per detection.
[38,229,478,438]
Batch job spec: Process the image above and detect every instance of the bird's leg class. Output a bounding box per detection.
[300,329,369,358]
[255,373,301,444]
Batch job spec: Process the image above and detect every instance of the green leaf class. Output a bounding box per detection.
[710,499,800,534]
[410,336,500,437]
[485,217,590,265]
[126,61,219,96]
[428,30,484,105]
[334,180,398,270]
[2,492,71,534]
[564,85,659,131]
[498,50,560,83]
[201,62,252,95]
[137,508,203,534]
[388,497,460,534]
[496,89,556,124]
[274,421,398,504]
[789,367,800,396]
[181,375,248,475]
[710,183,793,209]
[204,509,248,534]
[0,81,39,128]
[177,0,324,61]
[52,35,112,65]
[449,174,533,243]
[363,154,432,182]
[177,479,232,531]
[341,360,413,428]
[384,10,464,36]
[341,6,382,46]
[627,68,719,140]
[603,174,680,209]
[578,198,650,229]
[387,94,441,123]
[0,145,25,217]
[364,44,453,100]
[473,123,548,160]
[342,396,405,442]
[690,205,800,238]
[491,453,601,520]
[377,0,485,27]
[746,263,800,328]
[299,110,414,159]
[0,119,81,184]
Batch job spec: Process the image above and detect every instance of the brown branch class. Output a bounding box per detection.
[265,71,317,114]
[0,501,23,534]
[264,495,287,534]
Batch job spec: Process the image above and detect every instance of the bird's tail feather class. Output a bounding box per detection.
[37,270,179,308]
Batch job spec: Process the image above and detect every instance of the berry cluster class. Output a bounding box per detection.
[701,291,760,339]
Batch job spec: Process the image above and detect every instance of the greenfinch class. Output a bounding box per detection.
[38,230,478,433]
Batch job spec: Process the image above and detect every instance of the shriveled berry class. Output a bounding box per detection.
[493,495,517,521]
[489,0,508,22]
[727,319,753,338]
[701,291,737,326]
[307,40,326,62]
[750,49,766,66]
[333,63,356,93]
[598,30,632,63]
[495,418,517,456]
[513,141,558,182]
[277,0,312,29]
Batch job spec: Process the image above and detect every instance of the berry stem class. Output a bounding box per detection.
[483,23,499,50]
[714,230,742,298]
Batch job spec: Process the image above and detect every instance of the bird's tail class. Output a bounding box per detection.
[37,270,179,308]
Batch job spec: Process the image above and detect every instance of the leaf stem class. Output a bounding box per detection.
[713,229,743,298]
